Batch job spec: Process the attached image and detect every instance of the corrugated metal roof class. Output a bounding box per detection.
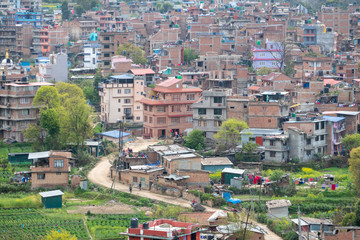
[98,130,130,139]
[222,168,245,174]
[202,157,233,166]
[28,151,50,159]
[39,190,64,198]
[323,115,345,122]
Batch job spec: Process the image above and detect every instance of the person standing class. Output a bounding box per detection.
[129,184,132,193]
[139,182,142,191]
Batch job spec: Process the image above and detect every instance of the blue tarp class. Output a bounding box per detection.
[97,130,130,139]
[222,192,241,204]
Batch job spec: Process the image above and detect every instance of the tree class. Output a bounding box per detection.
[162,2,173,13]
[355,200,360,226]
[56,82,85,102]
[42,229,77,240]
[349,147,360,195]
[266,41,294,74]
[242,141,259,154]
[214,118,249,150]
[33,86,60,109]
[270,169,284,182]
[183,49,199,64]
[257,67,272,76]
[61,1,70,20]
[184,129,204,150]
[342,134,360,151]
[116,43,147,65]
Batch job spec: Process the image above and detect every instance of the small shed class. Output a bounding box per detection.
[97,130,130,143]
[222,168,245,185]
[266,199,291,218]
[8,153,31,165]
[39,190,64,209]
[201,157,233,172]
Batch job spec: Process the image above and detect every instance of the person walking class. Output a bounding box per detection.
[129,184,132,193]
[139,182,142,191]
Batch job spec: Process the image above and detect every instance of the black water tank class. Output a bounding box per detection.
[143,222,149,229]
[324,87,329,93]
[131,218,139,228]
[296,117,301,121]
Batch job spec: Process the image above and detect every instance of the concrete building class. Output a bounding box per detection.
[83,43,101,69]
[323,111,360,135]
[15,11,42,28]
[263,135,289,163]
[241,128,283,147]
[201,157,233,172]
[36,52,68,82]
[302,24,335,53]
[29,151,72,189]
[141,78,202,138]
[0,75,53,142]
[99,73,144,124]
[323,115,346,155]
[192,90,227,139]
[252,41,283,70]
[266,199,291,218]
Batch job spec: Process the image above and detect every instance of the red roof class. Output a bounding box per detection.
[261,72,292,82]
[324,79,341,86]
[153,86,202,93]
[140,98,198,105]
[130,68,155,75]
[157,77,182,87]
[248,85,260,91]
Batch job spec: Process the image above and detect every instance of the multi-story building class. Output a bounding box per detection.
[20,0,42,10]
[252,41,283,70]
[141,77,202,138]
[79,20,99,40]
[302,24,335,53]
[29,151,71,189]
[318,6,353,36]
[0,26,17,60]
[15,11,42,28]
[99,73,145,124]
[323,115,346,155]
[83,43,101,69]
[0,1,16,12]
[36,52,68,82]
[192,90,227,139]
[0,80,53,142]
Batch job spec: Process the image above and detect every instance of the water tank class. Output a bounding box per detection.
[296,117,301,121]
[314,108,319,112]
[131,218,139,228]
[324,87,329,93]
[143,222,149,229]
[208,235,214,240]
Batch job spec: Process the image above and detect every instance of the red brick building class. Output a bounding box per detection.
[141,78,202,138]
[122,219,201,240]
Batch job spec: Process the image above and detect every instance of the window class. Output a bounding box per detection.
[259,62,265,66]
[124,99,131,104]
[92,48,95,54]
[118,108,121,112]
[214,97,222,103]
[54,159,64,168]
[117,89,121,94]
[171,105,181,112]
[125,108,131,115]
[149,117,153,123]
[321,135,325,141]
[136,106,140,110]
[157,117,166,124]
[270,151,276,157]
[307,139,311,145]
[198,109,206,115]
[20,98,30,104]
[37,174,45,180]
[157,106,165,112]
[214,120,222,127]
[104,45,110,49]
[56,172,61,175]
[136,116,140,120]
[306,150,312,156]
[104,36,110,41]
[118,99,121,103]
[214,109,222,115]
[144,105,147,111]
[104,53,110,58]
[144,116,147,122]
[321,121,325,129]
[315,122,319,130]
[21,109,30,115]
[315,136,319,141]
[172,94,181,101]
[186,105,192,112]
[230,106,235,109]
[171,117,180,124]
[198,120,207,127]
[186,117,193,123]
[125,89,131,94]
[187,94,195,100]
[270,140,275,146]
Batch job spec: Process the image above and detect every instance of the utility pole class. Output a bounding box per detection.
[298,206,302,240]
[112,118,125,194]
[242,205,251,240]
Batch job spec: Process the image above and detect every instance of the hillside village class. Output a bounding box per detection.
[2,0,360,239]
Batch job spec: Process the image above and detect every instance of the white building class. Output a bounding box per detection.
[37,52,68,83]
[83,43,101,69]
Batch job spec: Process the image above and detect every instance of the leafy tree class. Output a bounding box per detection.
[257,67,272,76]
[242,141,259,154]
[116,43,147,65]
[183,49,199,64]
[342,134,360,151]
[214,118,248,150]
[341,212,355,226]
[56,82,85,102]
[270,169,284,182]
[42,229,77,240]
[184,129,204,150]
[162,2,173,13]
[33,86,60,109]
[61,1,70,20]
[25,124,45,151]
[74,5,84,16]
[349,147,360,195]
[284,60,294,77]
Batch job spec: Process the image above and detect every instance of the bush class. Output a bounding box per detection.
[0,183,30,193]
[257,213,268,224]
[209,170,222,182]
[283,231,298,240]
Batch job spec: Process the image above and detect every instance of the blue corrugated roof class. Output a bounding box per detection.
[323,115,345,122]
[98,130,130,139]
[110,74,134,79]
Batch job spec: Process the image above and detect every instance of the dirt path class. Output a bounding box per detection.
[88,139,282,240]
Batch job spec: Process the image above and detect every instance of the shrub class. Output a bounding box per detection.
[209,170,222,182]
[257,213,268,224]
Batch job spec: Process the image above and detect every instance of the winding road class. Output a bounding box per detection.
[88,139,282,240]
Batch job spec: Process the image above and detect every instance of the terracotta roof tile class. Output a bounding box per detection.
[130,68,155,75]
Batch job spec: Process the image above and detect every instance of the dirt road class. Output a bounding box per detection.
[88,139,282,240]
